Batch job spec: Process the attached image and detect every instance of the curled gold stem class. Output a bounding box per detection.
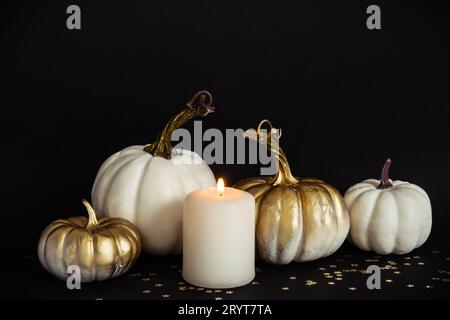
[143,91,214,159]
[256,119,298,185]
[82,199,99,229]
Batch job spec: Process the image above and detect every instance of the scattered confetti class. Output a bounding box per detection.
[148,273,157,276]
[335,277,343,281]
[442,278,450,282]
[348,287,357,291]
[162,294,170,298]
[413,256,420,259]
[142,290,151,294]
[351,264,359,267]
[366,259,379,262]
[418,262,425,266]
[318,267,327,271]
[425,285,433,289]
[328,282,335,285]
[215,297,223,300]
[306,280,317,286]
[215,289,222,293]
[432,250,440,254]
[385,279,393,283]
[326,275,333,279]
[289,276,297,280]
[197,288,205,291]
[323,272,331,276]
[432,277,440,281]
[95,297,103,300]
[404,257,411,260]
[329,265,337,268]
[394,271,401,275]
[406,284,414,288]
[226,291,234,294]
[251,281,260,285]
[177,281,185,285]
[205,290,213,293]
[155,283,163,287]
[178,286,187,291]
[404,262,411,266]
[188,287,195,290]
[281,287,290,291]
[142,278,150,282]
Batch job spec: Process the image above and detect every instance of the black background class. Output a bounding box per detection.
[1,0,449,299]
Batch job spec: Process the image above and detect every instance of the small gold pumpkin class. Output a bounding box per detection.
[234,120,350,265]
[38,200,142,282]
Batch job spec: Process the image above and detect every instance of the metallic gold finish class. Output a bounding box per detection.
[38,200,142,282]
[234,120,350,265]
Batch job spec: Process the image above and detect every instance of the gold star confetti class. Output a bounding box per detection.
[148,273,157,276]
[387,261,397,265]
[326,275,333,279]
[394,271,401,275]
[281,287,290,291]
[329,265,337,268]
[406,284,414,288]
[348,287,357,291]
[95,297,103,300]
[432,277,440,281]
[154,283,163,287]
[335,277,343,281]
[215,289,222,293]
[385,279,393,283]
[289,276,297,280]
[215,297,223,300]
[365,259,379,262]
[142,290,151,294]
[197,288,205,291]
[328,282,335,285]
[178,286,187,291]
[162,294,170,298]
[318,267,326,271]
[226,291,234,294]
[413,256,420,259]
[342,269,351,273]
[205,290,213,293]
[418,262,425,266]
[251,281,260,285]
[323,272,331,276]
[404,256,411,260]
[404,262,411,266]
[426,285,433,289]
[177,281,185,285]
[351,264,359,267]
[142,278,150,282]
[306,280,317,286]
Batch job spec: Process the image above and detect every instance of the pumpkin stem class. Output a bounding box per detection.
[377,158,394,189]
[256,120,299,185]
[82,199,99,229]
[143,91,215,159]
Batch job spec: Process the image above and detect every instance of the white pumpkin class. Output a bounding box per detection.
[92,91,216,255]
[344,159,432,255]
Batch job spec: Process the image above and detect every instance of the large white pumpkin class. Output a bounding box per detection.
[344,159,432,255]
[92,91,216,255]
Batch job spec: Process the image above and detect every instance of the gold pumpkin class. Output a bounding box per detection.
[234,120,350,265]
[38,200,142,282]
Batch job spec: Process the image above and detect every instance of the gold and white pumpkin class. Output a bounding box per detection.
[344,159,432,255]
[92,92,216,255]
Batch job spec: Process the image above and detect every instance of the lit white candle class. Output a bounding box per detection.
[182,178,255,288]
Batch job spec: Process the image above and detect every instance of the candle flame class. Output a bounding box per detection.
[217,178,225,196]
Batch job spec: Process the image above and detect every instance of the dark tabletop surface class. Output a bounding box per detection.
[4,240,449,300]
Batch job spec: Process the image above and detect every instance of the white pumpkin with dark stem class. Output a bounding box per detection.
[91,91,216,255]
[344,159,432,255]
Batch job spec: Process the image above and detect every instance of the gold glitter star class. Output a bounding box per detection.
[329,265,337,268]
[432,277,440,281]
[406,284,414,288]
[197,288,205,291]
[154,283,163,287]
[387,261,397,265]
[413,256,420,259]
[417,262,425,266]
[162,294,170,298]
[251,281,260,285]
[348,287,357,291]
[318,267,326,271]
[281,287,290,291]
[351,264,359,267]
[334,271,343,274]
[335,277,343,281]
[95,297,103,300]
[226,291,234,294]
[215,289,222,293]
[306,280,317,286]
[394,271,401,275]
[365,259,379,262]
[178,286,187,291]
[342,269,351,273]
[215,297,223,300]
[326,275,333,279]
[323,272,331,276]
[289,276,297,280]
[385,279,393,283]
[404,262,411,266]
[142,278,150,282]
[177,281,185,285]
[404,257,411,260]
[205,290,213,293]
[142,290,151,294]
[426,285,433,289]
[328,282,335,285]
